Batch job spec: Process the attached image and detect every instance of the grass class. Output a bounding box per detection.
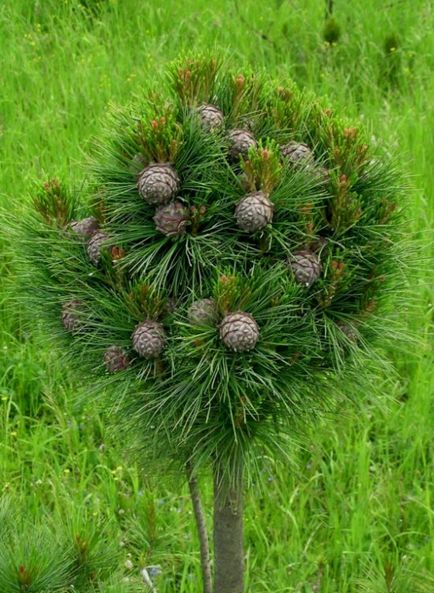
[0,0,433,591]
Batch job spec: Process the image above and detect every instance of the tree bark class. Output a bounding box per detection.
[213,463,244,593]
[186,462,213,593]
[325,0,334,16]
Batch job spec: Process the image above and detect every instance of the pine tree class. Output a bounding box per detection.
[0,499,122,593]
[15,56,408,592]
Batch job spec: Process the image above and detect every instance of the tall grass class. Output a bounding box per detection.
[0,1,432,591]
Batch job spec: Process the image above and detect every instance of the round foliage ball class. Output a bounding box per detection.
[25,58,405,471]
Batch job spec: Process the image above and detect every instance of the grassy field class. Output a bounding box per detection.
[0,1,433,591]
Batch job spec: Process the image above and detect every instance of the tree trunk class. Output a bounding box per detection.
[213,463,244,593]
[325,0,334,16]
[186,462,213,593]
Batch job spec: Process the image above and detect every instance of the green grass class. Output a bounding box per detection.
[0,0,432,591]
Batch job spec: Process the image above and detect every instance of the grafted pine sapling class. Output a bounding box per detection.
[19,57,407,593]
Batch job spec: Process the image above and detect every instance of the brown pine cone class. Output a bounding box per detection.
[281,141,314,164]
[153,201,190,237]
[70,216,99,237]
[235,191,274,233]
[87,231,110,265]
[197,103,224,131]
[104,346,130,373]
[137,163,180,206]
[289,250,322,287]
[61,300,83,333]
[337,322,358,342]
[219,312,259,352]
[228,129,257,161]
[188,298,217,325]
[132,320,166,359]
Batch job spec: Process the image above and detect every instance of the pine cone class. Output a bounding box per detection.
[337,322,358,342]
[104,346,129,373]
[61,300,83,333]
[197,103,224,131]
[87,231,110,265]
[70,216,99,237]
[153,201,190,237]
[318,166,331,184]
[281,141,314,164]
[228,129,257,161]
[235,191,273,233]
[137,163,180,206]
[188,298,217,325]
[165,297,178,314]
[219,312,259,352]
[289,250,321,287]
[132,320,166,359]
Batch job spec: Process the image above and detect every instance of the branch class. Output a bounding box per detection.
[325,0,334,16]
[186,462,213,593]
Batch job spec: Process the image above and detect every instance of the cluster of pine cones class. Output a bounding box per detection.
[62,102,327,373]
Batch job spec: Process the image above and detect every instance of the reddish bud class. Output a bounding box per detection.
[219,274,236,285]
[111,246,125,261]
[365,300,377,313]
[331,260,345,274]
[277,87,292,101]
[300,203,313,214]
[43,178,61,193]
[344,127,358,140]
[235,74,245,89]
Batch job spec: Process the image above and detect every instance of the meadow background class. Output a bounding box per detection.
[0,0,432,591]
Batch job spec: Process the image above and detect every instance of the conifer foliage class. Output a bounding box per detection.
[19,57,405,592]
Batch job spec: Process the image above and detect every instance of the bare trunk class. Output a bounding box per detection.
[213,463,244,593]
[186,462,213,593]
[326,0,334,16]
